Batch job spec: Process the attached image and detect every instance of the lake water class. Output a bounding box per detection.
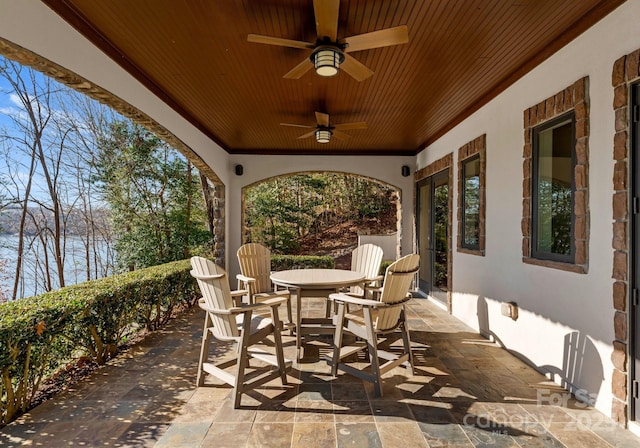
[0,234,113,300]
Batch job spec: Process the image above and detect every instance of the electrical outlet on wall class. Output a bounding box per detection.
[501,302,518,320]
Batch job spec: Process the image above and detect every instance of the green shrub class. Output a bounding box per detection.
[380,260,393,275]
[271,255,334,271]
[0,259,196,425]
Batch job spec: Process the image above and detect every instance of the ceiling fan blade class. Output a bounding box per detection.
[313,0,340,41]
[315,112,330,127]
[283,58,314,79]
[340,54,374,81]
[332,130,351,140]
[341,25,409,53]
[297,130,317,139]
[333,122,368,131]
[247,34,314,50]
[281,123,315,129]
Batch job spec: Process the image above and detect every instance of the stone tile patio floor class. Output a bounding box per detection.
[2,297,640,447]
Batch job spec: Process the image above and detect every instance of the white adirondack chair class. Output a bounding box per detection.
[190,256,292,408]
[237,243,292,325]
[329,253,419,397]
[349,243,384,298]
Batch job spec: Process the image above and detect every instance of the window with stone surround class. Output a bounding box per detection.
[457,135,486,255]
[531,112,575,263]
[522,78,589,273]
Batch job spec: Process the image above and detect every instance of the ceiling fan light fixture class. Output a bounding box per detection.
[311,46,344,77]
[315,128,332,143]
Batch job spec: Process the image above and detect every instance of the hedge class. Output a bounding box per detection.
[0,259,197,425]
[271,255,334,270]
[0,254,340,425]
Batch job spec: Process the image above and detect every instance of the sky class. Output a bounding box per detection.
[0,77,50,204]
[0,75,18,127]
[0,57,97,204]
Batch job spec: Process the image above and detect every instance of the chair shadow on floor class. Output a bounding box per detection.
[201,328,564,441]
[476,296,604,408]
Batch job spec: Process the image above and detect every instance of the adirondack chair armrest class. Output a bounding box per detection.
[258,296,289,307]
[231,289,249,297]
[329,293,385,308]
[197,298,234,315]
[228,296,288,314]
[191,270,225,281]
[364,275,384,284]
[236,274,256,283]
[329,293,413,308]
[230,289,248,306]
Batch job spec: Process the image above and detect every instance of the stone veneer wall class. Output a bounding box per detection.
[457,135,486,256]
[0,37,226,267]
[610,49,640,426]
[521,77,590,274]
[415,153,453,311]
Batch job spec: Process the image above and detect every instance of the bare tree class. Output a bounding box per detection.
[0,57,115,298]
[0,59,65,295]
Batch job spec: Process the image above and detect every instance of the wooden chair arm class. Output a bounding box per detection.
[198,298,233,315]
[329,293,412,308]
[236,274,256,283]
[329,293,385,308]
[364,275,384,284]
[191,270,225,281]
[231,289,248,297]
[230,289,248,306]
[227,296,289,314]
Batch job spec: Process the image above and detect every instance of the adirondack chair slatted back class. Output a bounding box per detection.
[190,256,239,338]
[237,243,272,294]
[376,254,419,331]
[350,243,384,296]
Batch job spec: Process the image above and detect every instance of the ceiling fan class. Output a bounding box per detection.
[247,0,409,81]
[281,111,367,143]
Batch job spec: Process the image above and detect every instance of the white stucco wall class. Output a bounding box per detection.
[416,1,640,415]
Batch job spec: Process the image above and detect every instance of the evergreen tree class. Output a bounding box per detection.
[93,121,211,270]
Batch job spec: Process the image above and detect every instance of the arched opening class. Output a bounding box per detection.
[241,171,402,267]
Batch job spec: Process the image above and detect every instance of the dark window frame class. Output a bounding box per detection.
[531,111,576,263]
[461,154,481,251]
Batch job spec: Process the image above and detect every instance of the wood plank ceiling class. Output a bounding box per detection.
[42,0,624,155]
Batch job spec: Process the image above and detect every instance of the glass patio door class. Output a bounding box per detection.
[417,169,450,307]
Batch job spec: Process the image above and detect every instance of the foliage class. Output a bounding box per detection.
[463,175,480,247]
[0,259,196,425]
[92,121,212,270]
[433,183,449,290]
[379,260,393,275]
[0,260,7,303]
[244,176,323,252]
[536,180,572,255]
[244,173,395,253]
[271,255,334,271]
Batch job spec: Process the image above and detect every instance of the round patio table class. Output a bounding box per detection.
[270,268,365,362]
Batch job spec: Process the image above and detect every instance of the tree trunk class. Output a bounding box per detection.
[12,146,38,301]
[183,161,193,258]
[199,173,216,245]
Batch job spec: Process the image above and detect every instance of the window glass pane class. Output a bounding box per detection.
[535,119,573,257]
[433,179,449,294]
[462,157,480,248]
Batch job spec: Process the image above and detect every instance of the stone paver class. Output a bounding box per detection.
[1,297,640,447]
